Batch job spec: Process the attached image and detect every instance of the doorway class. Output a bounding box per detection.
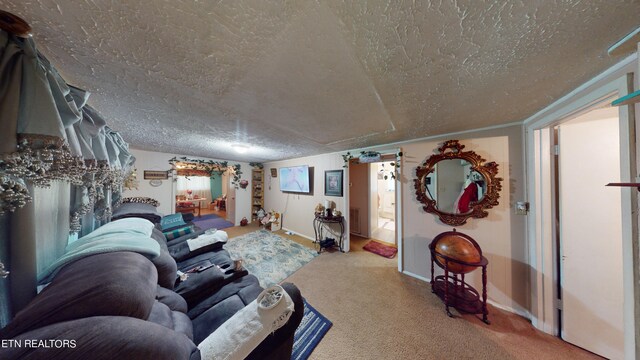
[539,106,626,359]
[370,161,396,245]
[557,107,624,359]
[348,157,398,251]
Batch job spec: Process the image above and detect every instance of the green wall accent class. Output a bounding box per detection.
[210,172,223,200]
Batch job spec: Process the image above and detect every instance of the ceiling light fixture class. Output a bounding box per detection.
[232,144,249,154]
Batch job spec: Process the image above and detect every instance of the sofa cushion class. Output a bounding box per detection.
[166,228,205,247]
[161,213,187,231]
[187,275,261,319]
[149,229,178,289]
[191,295,246,345]
[168,239,225,263]
[150,249,178,289]
[0,317,200,360]
[177,250,233,271]
[0,252,158,339]
[111,202,162,223]
[164,225,194,241]
[148,301,194,341]
[156,286,188,313]
[174,266,226,308]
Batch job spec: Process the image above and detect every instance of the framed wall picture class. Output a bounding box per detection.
[144,170,169,180]
[324,170,343,197]
[270,168,277,177]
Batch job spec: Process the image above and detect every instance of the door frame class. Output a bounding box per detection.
[368,160,398,246]
[344,147,404,272]
[525,66,637,359]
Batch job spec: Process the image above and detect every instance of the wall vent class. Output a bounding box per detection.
[350,208,360,234]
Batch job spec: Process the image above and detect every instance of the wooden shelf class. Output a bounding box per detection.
[611,89,640,107]
[606,182,640,191]
[251,169,264,221]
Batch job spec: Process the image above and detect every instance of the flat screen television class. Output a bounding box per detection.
[279,165,310,193]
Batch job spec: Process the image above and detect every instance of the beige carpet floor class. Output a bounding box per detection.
[225,224,600,359]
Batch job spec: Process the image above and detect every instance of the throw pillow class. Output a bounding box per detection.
[161,214,187,231]
[164,225,194,241]
[122,197,160,207]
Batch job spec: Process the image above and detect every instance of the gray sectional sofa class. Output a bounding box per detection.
[0,206,304,359]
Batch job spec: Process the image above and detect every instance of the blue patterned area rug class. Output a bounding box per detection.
[292,299,332,360]
[224,230,318,287]
[192,213,234,231]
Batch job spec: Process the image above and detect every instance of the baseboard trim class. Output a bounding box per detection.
[402,270,430,282]
[402,270,530,320]
[281,227,315,242]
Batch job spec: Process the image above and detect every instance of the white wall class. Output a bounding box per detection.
[265,124,527,315]
[401,125,527,315]
[124,148,252,225]
[264,154,347,242]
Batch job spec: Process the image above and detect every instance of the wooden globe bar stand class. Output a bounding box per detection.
[429,230,490,324]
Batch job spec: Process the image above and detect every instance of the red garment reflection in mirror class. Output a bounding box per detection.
[455,182,478,214]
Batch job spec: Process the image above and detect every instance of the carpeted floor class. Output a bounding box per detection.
[284,235,600,360]
[222,224,598,359]
[192,213,234,231]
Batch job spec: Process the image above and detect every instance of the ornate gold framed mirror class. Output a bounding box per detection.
[414,140,502,226]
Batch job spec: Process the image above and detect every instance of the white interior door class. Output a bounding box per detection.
[369,164,378,236]
[558,109,624,360]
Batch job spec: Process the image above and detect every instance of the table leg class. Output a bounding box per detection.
[339,221,344,252]
[482,265,489,324]
[430,257,435,293]
[444,262,453,318]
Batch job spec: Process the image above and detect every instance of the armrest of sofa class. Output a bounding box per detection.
[0,316,200,360]
[198,284,301,360]
[246,283,304,360]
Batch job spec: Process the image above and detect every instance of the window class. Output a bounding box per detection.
[176,176,210,199]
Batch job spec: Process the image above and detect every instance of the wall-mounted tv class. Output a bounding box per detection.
[279,165,311,193]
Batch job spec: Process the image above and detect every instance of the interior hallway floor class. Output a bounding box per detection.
[221,223,599,359]
[370,217,396,245]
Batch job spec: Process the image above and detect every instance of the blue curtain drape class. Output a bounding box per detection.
[0,28,135,324]
[210,171,223,201]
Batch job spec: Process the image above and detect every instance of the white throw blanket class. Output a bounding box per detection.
[187,231,228,251]
[38,218,159,284]
[198,285,295,360]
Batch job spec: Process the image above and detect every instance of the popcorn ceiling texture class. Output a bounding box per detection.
[2,0,639,161]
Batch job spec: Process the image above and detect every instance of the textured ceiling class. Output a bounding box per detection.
[2,0,639,162]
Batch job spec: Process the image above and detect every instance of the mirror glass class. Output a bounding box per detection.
[414,140,502,226]
[422,159,486,214]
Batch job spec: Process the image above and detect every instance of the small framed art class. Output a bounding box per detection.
[324,170,343,197]
[144,170,169,180]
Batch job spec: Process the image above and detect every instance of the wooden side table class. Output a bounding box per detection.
[313,214,344,253]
